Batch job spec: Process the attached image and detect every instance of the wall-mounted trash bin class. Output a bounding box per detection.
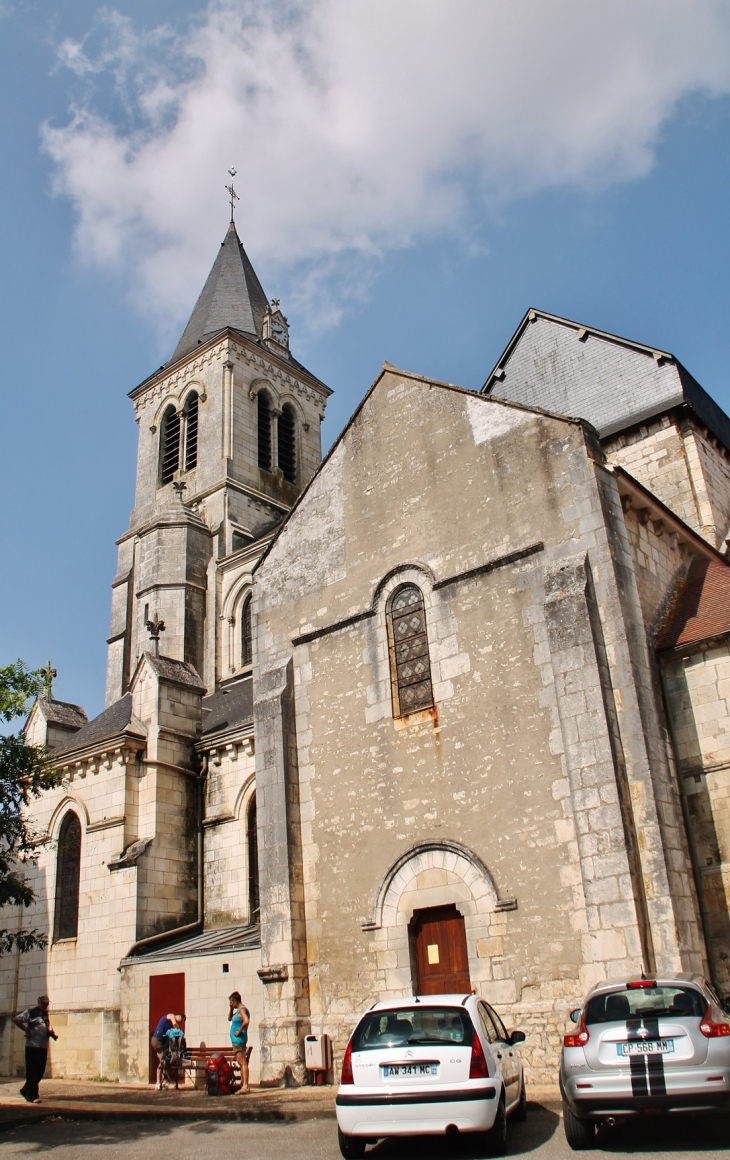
[304,1033,332,1071]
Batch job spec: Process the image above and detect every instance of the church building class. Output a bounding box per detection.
[3,225,730,1087]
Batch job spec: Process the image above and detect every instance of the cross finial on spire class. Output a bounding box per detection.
[225,167,240,224]
[40,661,56,701]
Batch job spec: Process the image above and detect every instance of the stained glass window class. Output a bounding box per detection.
[54,812,81,941]
[387,584,434,716]
[247,795,260,924]
[241,595,253,667]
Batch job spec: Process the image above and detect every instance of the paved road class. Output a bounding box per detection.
[0,1104,728,1158]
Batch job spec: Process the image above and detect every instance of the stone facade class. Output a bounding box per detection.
[252,369,709,1085]
[5,272,730,1092]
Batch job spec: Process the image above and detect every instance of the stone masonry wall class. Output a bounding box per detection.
[604,417,700,533]
[662,642,730,992]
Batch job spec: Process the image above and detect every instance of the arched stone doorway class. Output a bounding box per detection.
[362,840,517,1001]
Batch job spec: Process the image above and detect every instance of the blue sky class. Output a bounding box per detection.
[3,0,730,722]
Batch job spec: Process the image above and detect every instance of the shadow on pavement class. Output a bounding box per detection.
[366,1101,560,1156]
[593,1114,730,1153]
[0,1120,187,1152]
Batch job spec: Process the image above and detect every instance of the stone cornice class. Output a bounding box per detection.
[129,330,331,417]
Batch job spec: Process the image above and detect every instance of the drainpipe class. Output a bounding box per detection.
[126,758,207,957]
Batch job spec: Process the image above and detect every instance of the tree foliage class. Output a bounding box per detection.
[0,661,64,954]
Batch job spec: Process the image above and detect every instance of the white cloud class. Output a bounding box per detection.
[43,0,730,346]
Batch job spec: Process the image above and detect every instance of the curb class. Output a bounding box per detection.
[0,1104,337,1131]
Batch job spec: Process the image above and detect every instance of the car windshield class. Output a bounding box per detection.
[585,985,707,1025]
[351,1007,475,1051]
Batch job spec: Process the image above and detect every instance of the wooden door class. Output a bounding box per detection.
[149,972,185,1083]
[412,904,471,995]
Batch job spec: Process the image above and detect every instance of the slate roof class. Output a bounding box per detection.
[169,221,270,364]
[145,653,205,690]
[126,922,260,962]
[40,699,87,730]
[56,694,145,756]
[658,556,730,651]
[483,309,730,448]
[202,676,253,738]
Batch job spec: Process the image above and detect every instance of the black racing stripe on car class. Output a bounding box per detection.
[336,1087,497,1107]
[644,1017,667,1097]
[627,1018,649,1097]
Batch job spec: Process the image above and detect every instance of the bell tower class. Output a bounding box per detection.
[105,204,332,705]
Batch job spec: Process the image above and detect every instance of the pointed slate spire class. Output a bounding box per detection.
[169,221,270,364]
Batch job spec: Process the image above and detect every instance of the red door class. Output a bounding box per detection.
[149,973,185,1083]
[412,905,471,995]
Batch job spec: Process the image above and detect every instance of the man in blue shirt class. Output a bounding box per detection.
[151,1012,184,1087]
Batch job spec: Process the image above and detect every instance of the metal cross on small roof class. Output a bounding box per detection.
[39,660,56,700]
[225,167,240,223]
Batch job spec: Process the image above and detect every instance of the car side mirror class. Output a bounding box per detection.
[569,1009,581,1024]
[508,1030,526,1045]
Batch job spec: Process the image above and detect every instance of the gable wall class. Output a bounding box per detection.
[490,317,681,438]
[254,373,702,1084]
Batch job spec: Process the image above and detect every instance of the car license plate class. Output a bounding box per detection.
[382,1064,438,1077]
[617,1039,674,1056]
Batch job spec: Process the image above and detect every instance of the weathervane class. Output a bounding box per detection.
[225,167,239,223]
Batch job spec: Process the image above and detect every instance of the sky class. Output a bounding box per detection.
[3,0,730,723]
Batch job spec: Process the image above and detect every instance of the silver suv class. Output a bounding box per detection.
[560,974,730,1149]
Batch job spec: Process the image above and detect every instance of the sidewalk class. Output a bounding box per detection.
[0,1077,562,1132]
[0,1077,338,1130]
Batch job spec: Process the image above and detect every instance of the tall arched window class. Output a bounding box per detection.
[241,595,253,667]
[160,405,181,484]
[54,812,82,941]
[387,584,434,717]
[183,392,199,471]
[247,794,260,924]
[257,391,272,471]
[277,403,297,484]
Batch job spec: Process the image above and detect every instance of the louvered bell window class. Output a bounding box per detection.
[160,406,181,484]
[258,392,272,471]
[54,812,82,941]
[277,404,297,484]
[241,595,253,667]
[388,584,434,716]
[184,392,199,471]
[247,795,260,924]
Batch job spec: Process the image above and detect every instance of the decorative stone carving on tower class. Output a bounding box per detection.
[262,299,290,354]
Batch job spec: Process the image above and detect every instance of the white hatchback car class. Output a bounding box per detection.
[335,994,527,1157]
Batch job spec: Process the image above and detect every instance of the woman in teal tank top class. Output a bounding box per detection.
[228,992,251,1093]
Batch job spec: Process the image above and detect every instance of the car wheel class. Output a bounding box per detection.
[562,1102,596,1151]
[337,1127,367,1159]
[513,1078,528,1122]
[485,1095,508,1156]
